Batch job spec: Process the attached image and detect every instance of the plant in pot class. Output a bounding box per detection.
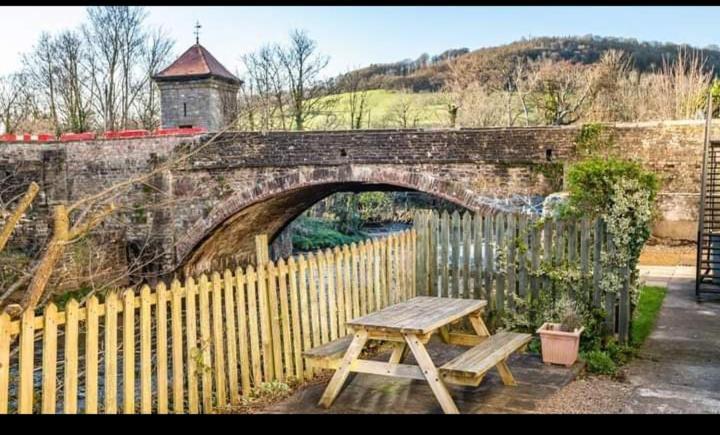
[537,304,585,367]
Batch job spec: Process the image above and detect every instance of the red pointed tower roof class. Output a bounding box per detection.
[153,43,241,85]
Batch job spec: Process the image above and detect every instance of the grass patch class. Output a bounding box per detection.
[582,285,666,376]
[306,89,448,129]
[292,217,367,252]
[630,285,667,347]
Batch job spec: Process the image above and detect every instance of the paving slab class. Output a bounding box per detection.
[624,266,720,414]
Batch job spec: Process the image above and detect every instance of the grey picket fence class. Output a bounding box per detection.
[413,210,632,343]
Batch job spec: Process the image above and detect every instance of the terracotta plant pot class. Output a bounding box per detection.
[536,322,584,367]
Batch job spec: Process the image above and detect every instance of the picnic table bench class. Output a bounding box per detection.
[303,296,531,414]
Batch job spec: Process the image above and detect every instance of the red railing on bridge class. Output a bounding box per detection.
[0,127,207,143]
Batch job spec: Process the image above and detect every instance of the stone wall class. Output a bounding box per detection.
[0,120,711,279]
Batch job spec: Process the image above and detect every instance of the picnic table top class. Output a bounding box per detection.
[346,296,487,334]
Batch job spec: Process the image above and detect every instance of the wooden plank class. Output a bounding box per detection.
[447,332,488,347]
[257,263,274,382]
[373,240,383,310]
[85,296,99,414]
[64,299,79,414]
[350,244,361,317]
[404,333,459,414]
[303,335,352,360]
[555,220,565,265]
[517,215,528,298]
[343,245,353,329]
[0,313,10,414]
[140,285,153,414]
[507,213,517,309]
[429,211,438,296]
[530,222,540,303]
[17,308,35,414]
[580,218,590,300]
[297,256,313,379]
[277,259,294,380]
[411,229,417,298]
[156,282,169,413]
[366,240,376,312]
[307,253,322,351]
[104,291,118,414]
[233,270,252,395]
[451,211,461,298]
[358,242,368,314]
[198,275,213,412]
[266,263,284,381]
[484,214,494,304]
[122,289,135,414]
[333,247,346,333]
[593,219,603,307]
[439,331,531,377]
[172,279,186,412]
[326,249,339,341]
[462,212,472,299]
[318,329,368,408]
[568,219,578,264]
[440,211,450,298]
[473,212,483,299]
[185,277,200,413]
[415,213,427,296]
[495,213,506,313]
[543,220,553,296]
[619,266,630,344]
[347,297,487,334]
[41,304,58,414]
[316,251,329,345]
[606,231,616,332]
[287,258,305,381]
[246,266,262,386]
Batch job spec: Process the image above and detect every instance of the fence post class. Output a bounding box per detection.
[255,234,270,266]
[618,266,631,345]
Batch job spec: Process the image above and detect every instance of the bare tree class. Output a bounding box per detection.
[135,27,174,130]
[55,30,93,132]
[276,29,335,130]
[0,74,33,134]
[386,91,421,128]
[340,69,370,129]
[529,59,600,125]
[240,45,288,130]
[21,32,60,134]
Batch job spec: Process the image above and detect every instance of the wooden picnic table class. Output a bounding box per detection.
[311,296,531,414]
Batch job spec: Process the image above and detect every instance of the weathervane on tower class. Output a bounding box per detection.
[194,20,202,44]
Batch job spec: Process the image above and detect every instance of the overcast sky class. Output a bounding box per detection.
[1,6,720,78]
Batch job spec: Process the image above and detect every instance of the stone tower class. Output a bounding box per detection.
[153,43,242,132]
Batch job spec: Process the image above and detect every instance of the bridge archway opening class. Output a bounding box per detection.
[178,177,490,277]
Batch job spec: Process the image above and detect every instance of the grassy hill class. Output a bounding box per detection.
[342,35,720,93]
[307,89,449,130]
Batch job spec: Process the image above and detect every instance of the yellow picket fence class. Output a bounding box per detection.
[0,230,416,414]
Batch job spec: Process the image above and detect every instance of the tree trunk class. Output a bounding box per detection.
[0,182,40,253]
[21,204,70,311]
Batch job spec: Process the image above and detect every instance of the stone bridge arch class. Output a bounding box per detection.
[175,165,511,275]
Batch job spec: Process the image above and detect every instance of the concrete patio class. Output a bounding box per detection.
[264,339,582,414]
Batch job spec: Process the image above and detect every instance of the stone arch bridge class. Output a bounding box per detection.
[1,121,708,280]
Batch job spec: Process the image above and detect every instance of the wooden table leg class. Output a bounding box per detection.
[468,312,490,337]
[388,342,408,364]
[495,358,518,386]
[318,329,368,408]
[403,333,459,414]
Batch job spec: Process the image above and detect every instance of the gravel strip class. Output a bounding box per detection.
[536,375,634,414]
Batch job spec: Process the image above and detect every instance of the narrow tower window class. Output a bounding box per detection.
[183,103,187,117]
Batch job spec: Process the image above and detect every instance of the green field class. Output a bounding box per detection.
[306,89,449,130]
